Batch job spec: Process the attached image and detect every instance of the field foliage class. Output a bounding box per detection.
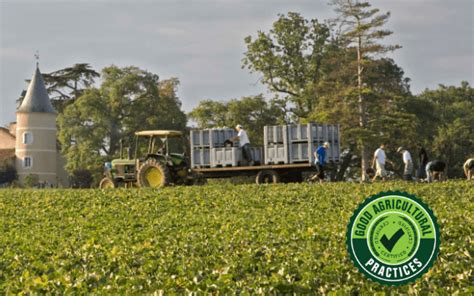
[0,181,472,294]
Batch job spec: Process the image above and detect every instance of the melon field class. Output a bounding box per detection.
[0,181,472,294]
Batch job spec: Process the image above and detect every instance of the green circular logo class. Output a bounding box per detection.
[346,191,440,285]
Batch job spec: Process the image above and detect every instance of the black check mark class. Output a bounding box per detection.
[380,228,405,252]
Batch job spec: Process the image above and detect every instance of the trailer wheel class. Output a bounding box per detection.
[255,170,280,184]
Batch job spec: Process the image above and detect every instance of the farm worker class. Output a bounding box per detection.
[231,124,254,166]
[425,160,446,182]
[371,143,394,182]
[463,158,474,180]
[417,144,429,179]
[311,142,330,183]
[397,147,413,181]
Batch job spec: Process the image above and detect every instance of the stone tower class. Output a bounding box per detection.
[15,65,57,186]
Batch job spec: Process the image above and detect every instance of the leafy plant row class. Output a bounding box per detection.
[0,181,472,294]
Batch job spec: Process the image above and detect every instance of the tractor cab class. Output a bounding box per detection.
[134,130,186,163]
[99,130,191,188]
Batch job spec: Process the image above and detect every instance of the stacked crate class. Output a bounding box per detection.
[264,123,340,165]
[263,125,289,164]
[210,147,262,167]
[288,123,340,164]
[190,129,210,168]
[190,128,238,168]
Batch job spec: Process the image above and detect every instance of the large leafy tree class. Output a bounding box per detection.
[43,63,100,100]
[402,81,473,177]
[18,63,100,113]
[58,65,187,177]
[242,12,331,119]
[310,53,414,180]
[330,0,401,181]
[189,95,285,145]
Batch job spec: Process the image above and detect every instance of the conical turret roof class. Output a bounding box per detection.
[17,66,56,113]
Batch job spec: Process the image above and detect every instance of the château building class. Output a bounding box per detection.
[0,65,69,187]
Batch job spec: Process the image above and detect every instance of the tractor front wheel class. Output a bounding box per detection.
[137,159,171,188]
[99,177,116,189]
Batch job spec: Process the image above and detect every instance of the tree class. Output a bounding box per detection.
[330,0,401,181]
[404,82,473,177]
[18,64,100,113]
[70,169,93,188]
[242,12,331,119]
[58,65,187,179]
[189,95,285,145]
[43,63,100,112]
[187,100,228,128]
[310,55,414,180]
[0,165,17,185]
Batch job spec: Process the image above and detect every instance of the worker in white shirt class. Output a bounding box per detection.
[230,124,254,166]
[397,147,413,181]
[463,158,474,180]
[371,143,394,182]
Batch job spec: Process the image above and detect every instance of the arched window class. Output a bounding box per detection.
[22,132,33,145]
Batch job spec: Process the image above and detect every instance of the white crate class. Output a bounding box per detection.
[190,148,210,168]
[289,142,312,163]
[264,144,289,164]
[210,147,239,167]
[190,130,210,147]
[191,129,238,148]
[210,147,263,167]
[288,124,310,142]
[264,125,288,144]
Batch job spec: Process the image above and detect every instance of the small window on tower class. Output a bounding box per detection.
[24,157,32,168]
[23,132,33,145]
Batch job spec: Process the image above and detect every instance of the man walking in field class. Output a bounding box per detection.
[397,147,413,181]
[371,143,393,182]
[311,142,329,183]
[231,124,254,166]
[463,158,474,180]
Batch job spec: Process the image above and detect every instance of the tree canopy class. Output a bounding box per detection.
[242,12,332,119]
[58,65,187,178]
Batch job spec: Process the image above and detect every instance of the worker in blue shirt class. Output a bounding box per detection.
[311,142,330,183]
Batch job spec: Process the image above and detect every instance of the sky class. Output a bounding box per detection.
[1,0,473,127]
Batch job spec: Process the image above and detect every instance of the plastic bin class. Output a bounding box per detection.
[264,125,288,144]
[190,148,210,168]
[289,142,312,163]
[264,144,289,164]
[210,147,239,167]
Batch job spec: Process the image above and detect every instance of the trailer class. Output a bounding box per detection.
[189,123,340,184]
[192,162,320,184]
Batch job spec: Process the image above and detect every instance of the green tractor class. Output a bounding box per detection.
[99,130,191,188]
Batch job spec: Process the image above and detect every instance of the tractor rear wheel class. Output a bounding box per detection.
[99,177,116,189]
[137,159,170,188]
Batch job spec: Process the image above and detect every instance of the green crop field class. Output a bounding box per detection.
[0,181,472,294]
